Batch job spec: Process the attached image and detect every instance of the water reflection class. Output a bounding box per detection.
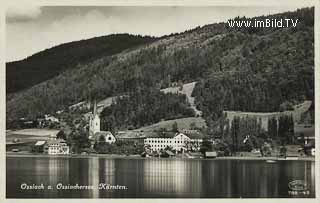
[6,157,315,198]
[143,159,202,197]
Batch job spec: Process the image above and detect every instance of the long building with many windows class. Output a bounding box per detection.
[144,133,202,152]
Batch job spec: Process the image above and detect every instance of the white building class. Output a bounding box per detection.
[94,131,116,144]
[44,114,59,123]
[144,133,202,152]
[44,139,69,155]
[89,101,101,136]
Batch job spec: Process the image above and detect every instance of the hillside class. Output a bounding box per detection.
[6,7,314,132]
[76,81,200,118]
[6,34,156,93]
[116,117,206,139]
[160,82,202,116]
[136,117,206,132]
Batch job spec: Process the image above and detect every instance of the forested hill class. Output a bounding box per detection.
[6,7,314,129]
[6,34,156,93]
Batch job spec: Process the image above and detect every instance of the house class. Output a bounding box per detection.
[205,151,217,158]
[44,139,69,155]
[144,133,202,153]
[94,131,116,144]
[165,150,175,157]
[69,101,91,111]
[44,114,59,123]
[33,141,46,153]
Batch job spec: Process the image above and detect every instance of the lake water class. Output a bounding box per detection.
[6,156,315,198]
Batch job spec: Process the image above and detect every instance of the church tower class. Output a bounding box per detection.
[89,101,100,136]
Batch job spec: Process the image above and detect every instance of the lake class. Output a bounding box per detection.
[6,156,315,198]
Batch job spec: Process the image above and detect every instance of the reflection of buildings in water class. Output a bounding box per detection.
[305,161,315,194]
[248,162,280,197]
[143,159,202,196]
[98,158,116,197]
[225,161,232,197]
[48,158,60,184]
[201,160,232,197]
[290,161,310,184]
[34,158,50,183]
[271,164,280,196]
[48,158,69,197]
[88,157,99,198]
[310,161,315,194]
[257,163,269,197]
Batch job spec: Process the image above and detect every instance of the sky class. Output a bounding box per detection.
[6,5,308,62]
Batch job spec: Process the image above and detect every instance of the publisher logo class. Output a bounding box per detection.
[288,180,310,196]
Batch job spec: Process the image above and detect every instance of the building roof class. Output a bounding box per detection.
[205,151,217,157]
[116,131,147,139]
[94,131,113,136]
[35,141,46,146]
[91,131,115,141]
[166,150,175,156]
[46,139,66,145]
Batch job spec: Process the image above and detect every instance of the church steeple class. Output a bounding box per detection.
[93,100,97,116]
[89,99,100,136]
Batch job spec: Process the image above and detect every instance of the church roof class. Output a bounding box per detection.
[94,131,113,136]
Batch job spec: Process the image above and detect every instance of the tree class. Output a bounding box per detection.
[189,122,197,130]
[267,117,278,139]
[230,116,240,153]
[278,115,294,144]
[260,142,272,157]
[56,130,66,140]
[172,121,179,133]
[279,146,287,157]
[213,139,231,156]
[200,138,213,155]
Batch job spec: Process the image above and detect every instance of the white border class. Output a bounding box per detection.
[1,0,319,203]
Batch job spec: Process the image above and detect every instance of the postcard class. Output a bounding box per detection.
[2,0,319,202]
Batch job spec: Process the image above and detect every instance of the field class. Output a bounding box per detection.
[6,129,59,145]
[117,117,207,139]
[136,116,206,132]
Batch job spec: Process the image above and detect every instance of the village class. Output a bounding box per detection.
[6,98,315,159]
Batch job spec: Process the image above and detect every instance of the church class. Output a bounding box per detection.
[88,101,116,146]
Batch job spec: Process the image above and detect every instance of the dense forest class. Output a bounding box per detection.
[100,88,195,131]
[223,114,295,152]
[6,7,314,132]
[6,34,156,93]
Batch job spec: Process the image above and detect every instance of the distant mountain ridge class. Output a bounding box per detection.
[6,7,314,130]
[6,34,156,93]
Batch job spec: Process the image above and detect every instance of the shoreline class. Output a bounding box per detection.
[5,152,315,161]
